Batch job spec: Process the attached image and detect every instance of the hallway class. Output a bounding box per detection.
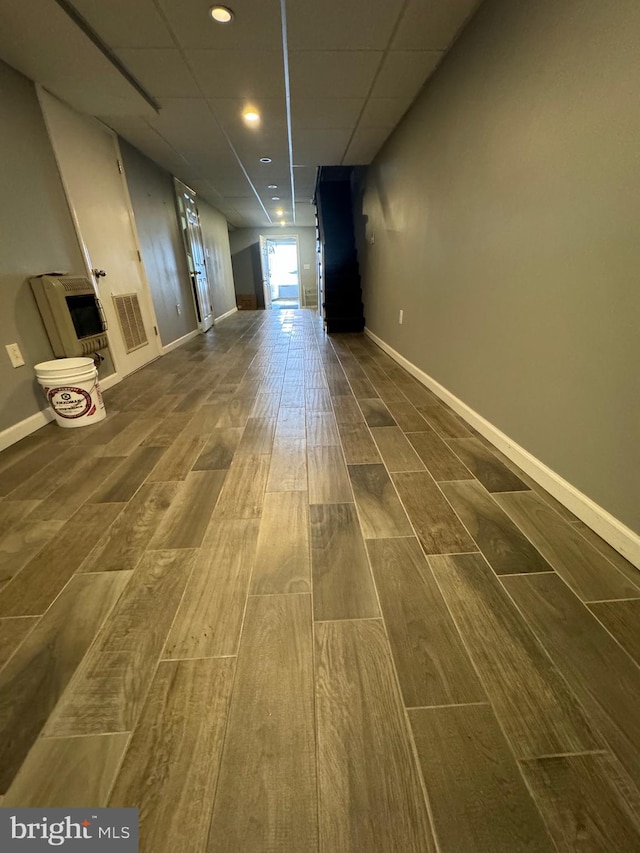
[0,309,639,851]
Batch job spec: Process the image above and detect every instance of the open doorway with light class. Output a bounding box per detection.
[259,235,301,309]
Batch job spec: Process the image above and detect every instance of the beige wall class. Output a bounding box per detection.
[120,140,198,346]
[229,226,317,307]
[0,61,88,433]
[198,200,237,319]
[358,0,640,533]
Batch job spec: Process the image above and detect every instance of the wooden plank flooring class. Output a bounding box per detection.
[0,309,638,851]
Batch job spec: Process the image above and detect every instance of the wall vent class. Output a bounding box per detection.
[113,293,148,353]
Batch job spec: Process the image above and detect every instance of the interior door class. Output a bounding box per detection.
[259,235,272,309]
[175,181,214,332]
[38,89,160,376]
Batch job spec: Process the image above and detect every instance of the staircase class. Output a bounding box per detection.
[315,166,365,333]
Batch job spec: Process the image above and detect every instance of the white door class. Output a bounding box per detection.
[259,235,272,309]
[175,181,214,332]
[38,89,161,376]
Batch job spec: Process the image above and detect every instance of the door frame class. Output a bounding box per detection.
[37,86,162,378]
[174,179,215,332]
[259,233,302,309]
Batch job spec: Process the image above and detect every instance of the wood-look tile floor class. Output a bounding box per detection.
[1,309,639,851]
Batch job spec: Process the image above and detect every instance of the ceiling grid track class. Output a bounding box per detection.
[279,0,296,224]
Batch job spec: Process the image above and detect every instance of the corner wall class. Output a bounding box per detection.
[358,0,640,534]
[120,140,198,346]
[0,61,87,435]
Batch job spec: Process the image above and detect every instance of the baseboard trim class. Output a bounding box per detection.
[99,372,121,392]
[0,408,55,452]
[214,306,238,323]
[161,328,200,355]
[364,327,640,569]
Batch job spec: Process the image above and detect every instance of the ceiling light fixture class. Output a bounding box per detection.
[243,110,260,123]
[271,196,280,201]
[259,157,272,163]
[276,209,284,216]
[280,220,286,226]
[209,5,234,23]
[268,185,278,189]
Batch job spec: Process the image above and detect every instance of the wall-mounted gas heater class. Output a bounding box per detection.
[30,274,108,358]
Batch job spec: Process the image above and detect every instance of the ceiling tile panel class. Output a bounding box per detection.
[101,115,186,169]
[358,97,414,129]
[288,51,382,99]
[116,49,201,98]
[370,51,443,99]
[158,0,282,50]
[71,0,175,48]
[208,98,287,132]
[342,126,393,166]
[189,50,285,99]
[291,98,364,131]
[287,0,402,50]
[294,203,317,226]
[393,0,481,50]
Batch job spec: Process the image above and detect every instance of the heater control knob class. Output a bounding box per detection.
[93,269,107,278]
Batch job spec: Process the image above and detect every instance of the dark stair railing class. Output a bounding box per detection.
[315,166,365,333]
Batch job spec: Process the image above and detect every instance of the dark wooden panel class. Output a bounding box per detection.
[45,550,194,737]
[416,404,473,438]
[0,617,37,669]
[348,464,413,538]
[447,438,530,491]
[385,400,430,432]
[214,452,270,519]
[392,471,476,554]
[588,599,640,665]
[503,572,640,786]
[308,446,353,503]
[316,619,434,852]
[0,572,130,793]
[337,422,382,465]
[370,427,425,472]
[430,553,598,758]
[148,471,226,550]
[250,491,310,594]
[367,537,484,707]
[407,429,473,481]
[496,492,640,601]
[266,437,307,492]
[441,480,553,574]
[164,520,259,659]
[192,428,243,471]
[359,398,397,427]
[310,503,379,620]
[0,503,124,617]
[109,658,234,853]
[521,753,640,851]
[3,734,130,807]
[207,595,317,853]
[81,483,178,572]
[90,445,166,500]
[410,705,554,852]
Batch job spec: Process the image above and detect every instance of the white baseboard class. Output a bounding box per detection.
[365,327,640,569]
[214,306,238,323]
[99,372,121,392]
[0,408,55,452]
[161,328,199,354]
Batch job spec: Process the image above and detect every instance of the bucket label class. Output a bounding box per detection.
[48,385,93,419]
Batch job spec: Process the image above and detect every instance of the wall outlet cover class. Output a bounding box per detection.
[6,343,25,368]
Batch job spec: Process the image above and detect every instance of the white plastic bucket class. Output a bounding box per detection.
[34,357,106,428]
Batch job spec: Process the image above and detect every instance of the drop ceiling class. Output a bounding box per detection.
[0,0,481,227]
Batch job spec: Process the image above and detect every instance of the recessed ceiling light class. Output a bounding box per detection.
[275,209,284,216]
[271,196,280,201]
[280,220,286,227]
[259,157,272,163]
[243,110,260,123]
[209,5,233,23]
[268,185,277,189]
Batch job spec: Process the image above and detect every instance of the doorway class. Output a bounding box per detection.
[175,181,214,332]
[260,236,301,309]
[38,89,161,377]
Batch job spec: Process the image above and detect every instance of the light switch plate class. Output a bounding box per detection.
[6,342,25,368]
